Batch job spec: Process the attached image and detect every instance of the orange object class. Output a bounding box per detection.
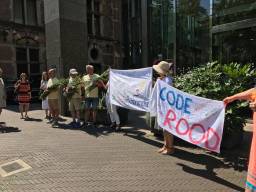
[246,102,256,191]
[250,88,256,101]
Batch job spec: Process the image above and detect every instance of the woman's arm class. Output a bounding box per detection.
[14,80,20,89]
[223,88,255,105]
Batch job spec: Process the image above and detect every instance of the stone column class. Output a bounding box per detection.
[44,0,88,114]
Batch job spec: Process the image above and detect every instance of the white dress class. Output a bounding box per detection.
[0,78,6,108]
[41,80,49,110]
[105,83,120,125]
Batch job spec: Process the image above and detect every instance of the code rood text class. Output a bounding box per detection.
[160,87,221,151]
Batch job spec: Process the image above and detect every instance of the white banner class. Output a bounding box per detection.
[150,80,225,153]
[109,67,153,112]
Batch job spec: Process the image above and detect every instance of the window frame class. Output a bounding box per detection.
[87,0,101,36]
[16,47,41,77]
[13,0,38,26]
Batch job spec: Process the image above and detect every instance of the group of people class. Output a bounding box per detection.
[0,61,256,191]
[11,65,121,130]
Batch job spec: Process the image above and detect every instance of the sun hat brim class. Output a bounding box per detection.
[153,64,168,75]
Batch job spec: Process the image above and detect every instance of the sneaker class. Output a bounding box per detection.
[48,118,53,124]
[72,122,81,128]
[68,121,76,127]
[80,121,87,128]
[52,121,59,128]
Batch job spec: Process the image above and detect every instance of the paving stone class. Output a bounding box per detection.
[0,104,247,192]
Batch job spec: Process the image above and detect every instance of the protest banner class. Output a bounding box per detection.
[150,80,225,153]
[109,67,152,112]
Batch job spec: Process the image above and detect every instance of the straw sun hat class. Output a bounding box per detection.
[153,61,173,75]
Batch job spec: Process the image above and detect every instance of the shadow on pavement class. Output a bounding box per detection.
[24,117,43,122]
[58,117,68,122]
[84,125,115,137]
[0,122,21,133]
[123,128,246,192]
[176,163,244,192]
[56,123,115,137]
[5,103,42,112]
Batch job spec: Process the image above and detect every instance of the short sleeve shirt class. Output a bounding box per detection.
[47,77,59,100]
[82,74,100,98]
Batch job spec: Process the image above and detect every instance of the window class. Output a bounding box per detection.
[16,48,40,75]
[87,13,93,35]
[16,48,27,62]
[14,0,25,24]
[27,0,37,25]
[87,0,101,36]
[29,48,39,62]
[14,0,38,26]
[29,48,40,74]
[94,15,101,36]
[16,48,28,74]
[94,1,100,14]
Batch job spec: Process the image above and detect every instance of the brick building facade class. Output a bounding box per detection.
[0,0,124,100]
[0,0,45,95]
[44,0,124,77]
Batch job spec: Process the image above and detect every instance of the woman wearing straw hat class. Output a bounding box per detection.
[153,61,175,155]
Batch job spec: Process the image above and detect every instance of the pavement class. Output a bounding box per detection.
[0,104,249,192]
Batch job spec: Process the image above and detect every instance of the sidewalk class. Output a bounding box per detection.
[0,104,248,192]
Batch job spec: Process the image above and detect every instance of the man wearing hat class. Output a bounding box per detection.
[47,68,60,128]
[66,68,82,128]
[153,61,175,155]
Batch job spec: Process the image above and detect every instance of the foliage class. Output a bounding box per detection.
[63,77,83,101]
[175,62,256,137]
[98,92,106,110]
[85,69,109,93]
[39,79,68,100]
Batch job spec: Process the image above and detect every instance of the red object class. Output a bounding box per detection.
[16,81,31,104]
[246,111,256,191]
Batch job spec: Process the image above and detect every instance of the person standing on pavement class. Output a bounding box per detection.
[14,73,31,120]
[153,61,175,155]
[104,81,121,131]
[46,68,60,128]
[82,65,101,127]
[224,89,256,192]
[0,68,6,126]
[40,71,50,119]
[65,69,82,128]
